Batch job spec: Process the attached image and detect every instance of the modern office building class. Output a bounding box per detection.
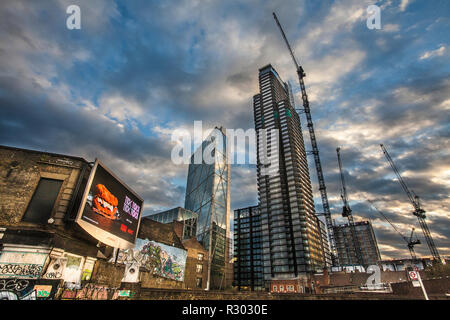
[184,127,232,290]
[147,207,198,240]
[333,220,381,267]
[233,205,264,291]
[253,64,325,286]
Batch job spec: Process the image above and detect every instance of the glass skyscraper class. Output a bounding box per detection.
[253,65,325,286]
[184,126,231,290]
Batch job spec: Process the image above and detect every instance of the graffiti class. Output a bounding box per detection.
[43,257,67,279]
[45,272,63,279]
[0,263,43,277]
[61,290,77,299]
[60,283,121,300]
[0,278,58,300]
[63,255,83,284]
[81,269,92,281]
[0,278,30,291]
[115,239,187,282]
[0,290,37,300]
[33,285,53,298]
[118,290,131,297]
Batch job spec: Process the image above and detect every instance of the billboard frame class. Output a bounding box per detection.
[75,159,143,249]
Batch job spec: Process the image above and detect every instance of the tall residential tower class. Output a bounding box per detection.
[253,65,325,286]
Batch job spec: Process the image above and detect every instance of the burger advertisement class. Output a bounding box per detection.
[75,159,143,249]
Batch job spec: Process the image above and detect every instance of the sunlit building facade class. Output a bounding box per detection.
[184,127,231,289]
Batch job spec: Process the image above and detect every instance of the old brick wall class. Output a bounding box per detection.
[0,146,85,227]
[137,288,409,300]
[91,260,125,287]
[138,218,185,249]
[182,238,208,290]
[140,270,185,289]
[391,277,450,297]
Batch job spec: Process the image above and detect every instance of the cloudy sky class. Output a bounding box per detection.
[0,0,449,260]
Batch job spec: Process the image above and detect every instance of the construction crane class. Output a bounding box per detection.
[380,144,441,262]
[336,147,364,267]
[273,12,338,266]
[367,199,421,260]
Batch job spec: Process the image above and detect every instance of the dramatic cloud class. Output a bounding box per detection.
[0,0,448,260]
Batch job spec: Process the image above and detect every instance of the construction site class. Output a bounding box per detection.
[233,12,449,299]
[0,3,448,305]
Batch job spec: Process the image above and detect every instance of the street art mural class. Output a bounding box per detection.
[0,278,59,300]
[114,239,187,282]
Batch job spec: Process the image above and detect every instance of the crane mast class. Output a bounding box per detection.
[273,12,338,266]
[380,144,441,262]
[337,147,364,267]
[367,200,420,260]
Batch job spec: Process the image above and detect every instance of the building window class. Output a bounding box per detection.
[287,285,294,292]
[197,253,204,261]
[196,277,202,288]
[273,285,277,292]
[196,264,203,273]
[280,285,284,292]
[22,178,63,223]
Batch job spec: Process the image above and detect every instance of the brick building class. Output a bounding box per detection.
[0,145,210,299]
[0,145,100,298]
[182,237,209,290]
[270,277,313,294]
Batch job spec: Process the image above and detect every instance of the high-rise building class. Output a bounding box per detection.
[253,64,325,285]
[233,205,264,291]
[333,220,381,266]
[184,127,232,290]
[147,207,198,240]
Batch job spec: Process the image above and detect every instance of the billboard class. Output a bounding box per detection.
[75,159,143,249]
[115,239,187,282]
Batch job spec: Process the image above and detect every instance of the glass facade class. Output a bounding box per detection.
[233,206,264,291]
[333,220,381,266]
[147,207,198,240]
[253,65,325,285]
[184,127,231,289]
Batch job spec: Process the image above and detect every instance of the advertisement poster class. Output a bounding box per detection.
[76,159,143,249]
[115,239,187,282]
